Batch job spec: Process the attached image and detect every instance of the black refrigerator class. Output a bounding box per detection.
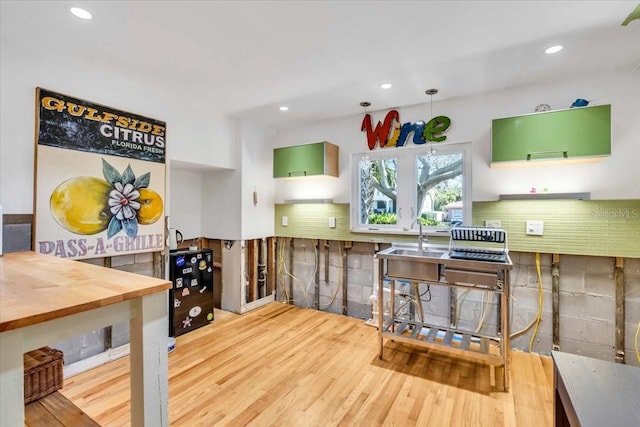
[169,249,214,337]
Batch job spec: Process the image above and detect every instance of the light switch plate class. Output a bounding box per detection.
[281,216,288,226]
[526,220,544,235]
[329,217,336,228]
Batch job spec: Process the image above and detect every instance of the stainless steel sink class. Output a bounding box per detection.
[383,248,444,258]
[377,246,444,282]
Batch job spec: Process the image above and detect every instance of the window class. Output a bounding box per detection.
[357,156,398,226]
[350,141,472,234]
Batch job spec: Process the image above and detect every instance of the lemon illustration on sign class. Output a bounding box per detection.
[50,177,111,235]
[137,188,163,225]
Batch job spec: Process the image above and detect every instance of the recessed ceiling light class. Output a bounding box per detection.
[70,7,92,20]
[545,45,563,54]
[380,83,392,89]
[279,106,289,111]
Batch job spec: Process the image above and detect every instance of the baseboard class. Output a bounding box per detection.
[240,294,275,313]
[63,344,130,379]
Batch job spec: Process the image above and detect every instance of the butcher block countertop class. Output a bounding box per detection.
[0,251,171,332]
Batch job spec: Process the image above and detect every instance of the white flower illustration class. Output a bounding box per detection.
[108,182,141,220]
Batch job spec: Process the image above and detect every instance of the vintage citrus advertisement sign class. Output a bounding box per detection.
[34,88,166,259]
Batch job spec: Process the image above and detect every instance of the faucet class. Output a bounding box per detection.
[411,218,428,251]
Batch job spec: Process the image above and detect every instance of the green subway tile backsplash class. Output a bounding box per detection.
[275,200,640,257]
[473,199,640,257]
[274,204,448,245]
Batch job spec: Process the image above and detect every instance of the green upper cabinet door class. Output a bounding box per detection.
[491,104,611,166]
[273,141,339,178]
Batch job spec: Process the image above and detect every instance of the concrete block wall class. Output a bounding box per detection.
[346,242,375,319]
[281,239,376,320]
[321,241,345,316]
[509,252,554,354]
[2,222,31,252]
[623,258,639,366]
[451,288,500,336]
[286,238,318,309]
[279,239,640,366]
[558,255,616,360]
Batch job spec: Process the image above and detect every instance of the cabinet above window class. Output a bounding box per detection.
[491,104,611,167]
[273,141,339,178]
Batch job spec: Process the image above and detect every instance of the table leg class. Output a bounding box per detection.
[378,257,384,359]
[129,291,169,427]
[0,329,24,426]
[502,270,511,392]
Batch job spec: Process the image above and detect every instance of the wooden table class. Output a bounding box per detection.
[0,251,171,426]
[552,350,640,426]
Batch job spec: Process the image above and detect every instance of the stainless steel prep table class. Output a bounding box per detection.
[377,245,513,391]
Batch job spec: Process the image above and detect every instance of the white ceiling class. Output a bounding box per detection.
[2,1,639,128]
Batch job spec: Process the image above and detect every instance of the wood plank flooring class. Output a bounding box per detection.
[60,302,553,426]
[25,391,100,426]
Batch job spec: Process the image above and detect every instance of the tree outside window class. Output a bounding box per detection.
[351,142,471,233]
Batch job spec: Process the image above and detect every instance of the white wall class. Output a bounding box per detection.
[168,168,203,240]
[200,168,242,239]
[275,70,640,203]
[0,36,235,215]
[240,120,276,240]
[164,118,278,242]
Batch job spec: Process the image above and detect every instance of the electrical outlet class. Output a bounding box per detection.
[329,217,336,228]
[485,219,501,228]
[526,220,544,235]
[281,216,288,226]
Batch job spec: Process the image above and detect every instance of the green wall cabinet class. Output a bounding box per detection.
[491,104,611,166]
[273,141,339,178]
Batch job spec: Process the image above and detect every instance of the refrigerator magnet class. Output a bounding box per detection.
[189,306,202,317]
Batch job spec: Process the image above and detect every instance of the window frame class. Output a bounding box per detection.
[350,141,472,235]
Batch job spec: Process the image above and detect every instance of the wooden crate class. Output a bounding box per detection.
[23,346,63,404]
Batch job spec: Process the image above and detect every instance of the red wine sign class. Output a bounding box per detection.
[361,110,451,150]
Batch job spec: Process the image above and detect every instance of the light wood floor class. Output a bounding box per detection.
[60,302,554,426]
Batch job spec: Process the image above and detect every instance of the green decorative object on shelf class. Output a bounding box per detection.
[273,141,339,178]
[621,4,640,26]
[491,104,611,167]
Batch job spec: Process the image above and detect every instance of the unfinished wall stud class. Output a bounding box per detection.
[552,253,560,351]
[315,239,320,310]
[267,237,276,297]
[343,241,352,316]
[614,257,625,364]
[289,238,294,304]
[449,287,457,328]
[324,240,330,284]
[246,239,258,303]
